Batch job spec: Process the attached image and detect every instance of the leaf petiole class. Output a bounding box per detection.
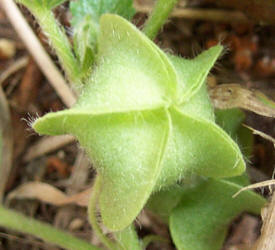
[0,205,99,250]
[16,0,82,89]
[88,175,117,250]
[143,0,179,40]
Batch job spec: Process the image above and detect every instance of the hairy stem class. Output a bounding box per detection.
[0,205,99,250]
[114,224,142,250]
[18,2,81,89]
[88,175,116,249]
[142,0,179,40]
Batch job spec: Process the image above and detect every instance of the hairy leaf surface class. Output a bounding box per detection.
[148,108,263,249]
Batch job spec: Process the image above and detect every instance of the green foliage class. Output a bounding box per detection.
[146,184,186,223]
[0,206,100,250]
[215,108,254,157]
[147,175,265,250]
[33,14,246,231]
[70,0,135,26]
[143,0,179,39]
[147,108,265,250]
[70,0,135,78]
[0,0,265,250]
[4,1,266,249]
[16,0,82,86]
[17,0,66,10]
[215,108,246,137]
[114,225,142,250]
[146,173,261,249]
[72,15,98,77]
[46,0,66,9]
[169,178,265,250]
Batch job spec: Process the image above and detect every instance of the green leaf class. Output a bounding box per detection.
[33,14,246,231]
[36,109,171,231]
[93,110,170,231]
[149,108,259,250]
[146,184,186,223]
[0,206,100,250]
[169,178,266,250]
[237,125,254,157]
[70,0,135,26]
[215,108,245,138]
[74,13,177,114]
[156,107,245,188]
[47,0,66,8]
[177,82,214,121]
[148,107,252,220]
[215,108,254,157]
[70,0,135,75]
[169,45,223,103]
[72,15,98,78]
[17,0,66,9]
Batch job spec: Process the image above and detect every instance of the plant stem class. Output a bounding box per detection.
[142,0,179,40]
[0,205,99,250]
[114,224,142,250]
[142,234,169,249]
[35,7,81,88]
[88,175,116,250]
[20,2,82,89]
[2,0,76,106]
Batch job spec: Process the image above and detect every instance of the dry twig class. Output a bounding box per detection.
[0,87,12,202]
[7,181,91,207]
[23,135,75,162]
[0,56,28,86]
[1,0,76,107]
[233,180,275,198]
[255,192,275,250]
[134,1,249,23]
[209,84,275,118]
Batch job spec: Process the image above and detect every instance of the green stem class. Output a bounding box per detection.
[114,224,142,250]
[19,2,82,89]
[0,205,99,250]
[142,234,169,249]
[88,175,116,250]
[142,0,179,40]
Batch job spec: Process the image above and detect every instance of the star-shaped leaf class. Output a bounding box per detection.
[33,14,246,231]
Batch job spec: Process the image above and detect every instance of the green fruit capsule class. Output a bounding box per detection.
[33,14,245,231]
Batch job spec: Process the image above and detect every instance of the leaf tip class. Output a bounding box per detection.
[31,111,72,136]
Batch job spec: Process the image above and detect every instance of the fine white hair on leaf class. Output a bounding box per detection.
[232,157,240,169]
[135,213,143,230]
[21,112,40,136]
[24,112,39,128]
[162,47,174,55]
